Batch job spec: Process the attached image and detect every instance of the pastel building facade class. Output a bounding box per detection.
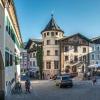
[20,48,28,73]
[0,0,22,96]
[41,15,64,78]
[59,33,91,74]
[89,37,100,65]
[25,39,42,77]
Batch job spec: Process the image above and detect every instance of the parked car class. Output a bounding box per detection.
[55,75,73,88]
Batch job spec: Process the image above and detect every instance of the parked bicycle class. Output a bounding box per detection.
[11,82,22,94]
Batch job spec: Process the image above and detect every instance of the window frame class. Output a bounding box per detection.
[51,32,54,36]
[83,47,86,53]
[47,40,50,45]
[46,61,51,69]
[54,61,59,69]
[47,50,50,56]
[55,50,58,56]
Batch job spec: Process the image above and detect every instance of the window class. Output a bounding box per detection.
[74,46,78,52]
[46,61,51,69]
[55,40,58,45]
[30,53,32,58]
[83,55,86,62]
[6,25,8,32]
[47,50,50,56]
[74,56,78,62]
[56,32,58,35]
[54,61,59,69]
[44,33,46,37]
[5,52,9,66]
[33,53,36,57]
[97,46,99,51]
[30,61,32,66]
[79,57,82,61]
[6,17,19,47]
[97,55,100,60]
[92,54,94,60]
[92,46,94,51]
[47,40,50,45]
[47,32,49,36]
[15,56,20,65]
[55,50,58,56]
[83,48,86,53]
[64,46,69,52]
[33,61,35,66]
[10,54,13,66]
[51,32,54,36]
[65,56,69,61]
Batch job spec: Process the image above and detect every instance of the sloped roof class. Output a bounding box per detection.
[91,36,100,44]
[41,15,64,33]
[59,33,91,42]
[25,39,42,49]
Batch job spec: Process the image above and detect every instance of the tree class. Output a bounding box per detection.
[36,45,43,79]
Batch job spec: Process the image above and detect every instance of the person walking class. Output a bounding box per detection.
[17,81,22,93]
[25,79,31,93]
[92,76,96,86]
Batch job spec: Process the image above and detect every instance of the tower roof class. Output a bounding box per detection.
[41,15,64,33]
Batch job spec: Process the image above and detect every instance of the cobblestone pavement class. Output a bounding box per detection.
[6,79,100,100]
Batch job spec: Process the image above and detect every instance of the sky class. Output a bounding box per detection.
[14,0,100,42]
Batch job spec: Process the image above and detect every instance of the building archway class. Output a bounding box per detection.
[0,50,5,99]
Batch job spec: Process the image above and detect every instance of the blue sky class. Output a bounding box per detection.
[14,0,100,42]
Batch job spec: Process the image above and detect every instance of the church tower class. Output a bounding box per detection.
[41,15,64,79]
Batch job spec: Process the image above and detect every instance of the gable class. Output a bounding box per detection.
[29,42,35,49]
[92,38,100,44]
[62,34,90,46]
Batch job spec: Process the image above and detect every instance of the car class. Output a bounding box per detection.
[55,75,73,88]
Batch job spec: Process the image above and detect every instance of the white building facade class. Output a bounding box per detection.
[25,39,41,78]
[0,0,22,96]
[20,49,28,73]
[89,37,100,65]
[60,33,91,75]
[0,0,5,97]
[41,15,64,79]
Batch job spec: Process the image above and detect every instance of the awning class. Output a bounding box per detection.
[88,64,100,68]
